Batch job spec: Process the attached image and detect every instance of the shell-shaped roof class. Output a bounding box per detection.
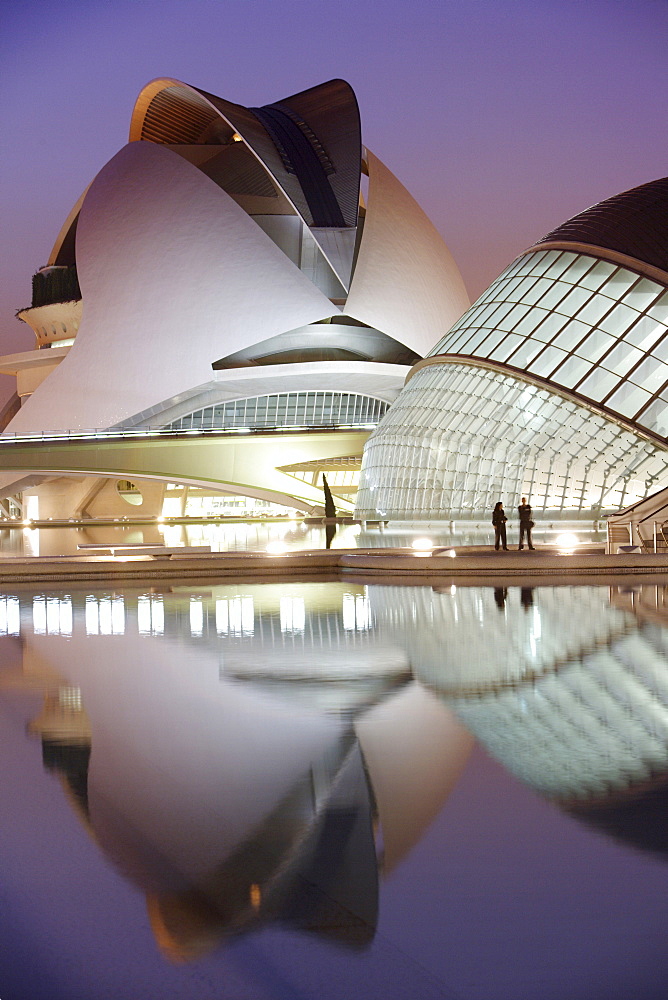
[130,77,361,231]
[537,176,668,276]
[12,76,470,434]
[10,142,334,432]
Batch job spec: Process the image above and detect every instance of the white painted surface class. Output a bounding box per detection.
[8,142,334,433]
[345,150,470,357]
[356,682,473,871]
[27,632,344,882]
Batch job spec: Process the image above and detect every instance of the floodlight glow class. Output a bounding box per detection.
[266,540,288,555]
[556,532,579,550]
[412,537,433,550]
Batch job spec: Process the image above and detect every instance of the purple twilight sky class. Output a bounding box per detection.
[2,0,668,402]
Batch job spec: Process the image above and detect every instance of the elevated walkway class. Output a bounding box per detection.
[0,425,370,514]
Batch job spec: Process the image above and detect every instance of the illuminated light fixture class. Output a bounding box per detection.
[22,518,32,527]
[411,537,433,550]
[156,515,165,523]
[231,132,243,142]
[446,549,457,558]
[266,540,288,555]
[556,532,579,550]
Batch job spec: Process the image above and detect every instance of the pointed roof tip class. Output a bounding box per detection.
[278,77,357,102]
[537,175,668,275]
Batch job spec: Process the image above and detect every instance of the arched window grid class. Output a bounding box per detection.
[163,392,388,431]
[430,250,668,438]
[355,363,668,519]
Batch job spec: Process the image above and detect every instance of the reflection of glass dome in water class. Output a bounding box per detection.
[369,584,635,693]
[380,583,668,812]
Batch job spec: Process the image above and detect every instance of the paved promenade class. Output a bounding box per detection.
[1,543,668,588]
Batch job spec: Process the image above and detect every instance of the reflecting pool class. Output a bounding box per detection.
[2,580,668,999]
[0,518,607,557]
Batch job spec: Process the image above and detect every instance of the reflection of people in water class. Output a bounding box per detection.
[494,587,508,610]
[520,587,534,610]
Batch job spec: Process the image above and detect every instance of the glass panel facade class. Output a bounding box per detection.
[428,249,668,441]
[355,363,668,520]
[163,392,388,431]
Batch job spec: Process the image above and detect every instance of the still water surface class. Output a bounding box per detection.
[1,579,667,999]
[0,519,607,556]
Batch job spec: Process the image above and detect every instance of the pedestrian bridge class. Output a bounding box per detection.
[0,425,372,514]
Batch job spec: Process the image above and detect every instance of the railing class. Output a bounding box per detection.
[643,522,668,553]
[608,518,668,553]
[0,422,379,447]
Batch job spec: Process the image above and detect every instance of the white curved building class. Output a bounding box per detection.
[1,77,468,518]
[356,177,668,520]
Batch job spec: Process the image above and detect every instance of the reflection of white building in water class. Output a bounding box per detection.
[0,77,468,519]
[356,177,668,520]
[7,582,472,960]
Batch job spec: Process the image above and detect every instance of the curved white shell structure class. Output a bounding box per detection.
[345,150,469,357]
[12,142,334,432]
[7,76,467,437]
[2,76,470,519]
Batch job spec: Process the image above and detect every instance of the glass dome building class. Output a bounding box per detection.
[356,177,668,520]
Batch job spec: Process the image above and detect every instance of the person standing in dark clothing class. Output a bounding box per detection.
[492,501,508,550]
[518,497,535,550]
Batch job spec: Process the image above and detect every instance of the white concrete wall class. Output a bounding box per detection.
[7,142,334,433]
[346,150,470,357]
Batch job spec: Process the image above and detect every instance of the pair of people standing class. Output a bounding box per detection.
[492,498,535,550]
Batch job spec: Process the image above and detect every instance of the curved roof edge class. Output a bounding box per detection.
[536,176,668,275]
[345,150,469,357]
[129,77,360,289]
[47,184,91,266]
[523,240,668,288]
[407,354,668,449]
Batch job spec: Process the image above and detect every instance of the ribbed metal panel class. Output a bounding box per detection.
[199,144,278,199]
[250,105,346,227]
[278,78,361,228]
[196,88,314,225]
[140,86,220,144]
[537,177,668,274]
[132,78,361,236]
